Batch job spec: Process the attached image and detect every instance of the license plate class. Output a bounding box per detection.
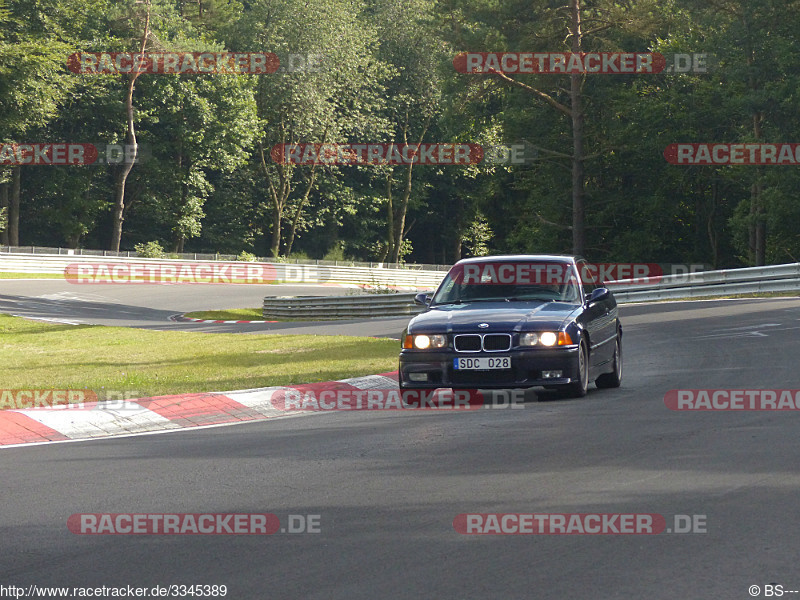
[453,356,511,370]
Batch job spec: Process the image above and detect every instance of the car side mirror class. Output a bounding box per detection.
[587,287,609,304]
[414,292,432,306]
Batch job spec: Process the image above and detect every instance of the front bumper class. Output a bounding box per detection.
[399,346,580,389]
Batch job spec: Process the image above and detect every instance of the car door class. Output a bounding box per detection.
[576,260,618,368]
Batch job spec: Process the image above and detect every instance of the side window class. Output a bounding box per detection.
[576,260,595,298]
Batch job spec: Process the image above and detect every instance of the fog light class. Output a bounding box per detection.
[542,370,562,379]
[408,372,429,382]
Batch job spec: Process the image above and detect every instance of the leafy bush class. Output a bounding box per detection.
[322,242,347,262]
[237,251,257,262]
[134,241,165,258]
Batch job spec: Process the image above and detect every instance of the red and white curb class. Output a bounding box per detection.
[169,313,276,324]
[0,372,399,448]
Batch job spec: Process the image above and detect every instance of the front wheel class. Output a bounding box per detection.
[564,340,589,398]
[595,337,622,389]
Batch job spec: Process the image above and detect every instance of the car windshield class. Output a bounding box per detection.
[432,261,581,304]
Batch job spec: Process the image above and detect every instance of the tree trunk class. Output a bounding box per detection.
[9,166,20,246]
[285,131,325,256]
[752,179,765,265]
[388,122,429,264]
[110,3,150,251]
[741,11,766,266]
[385,172,394,262]
[707,181,719,269]
[570,0,585,257]
[752,113,765,265]
[453,237,462,262]
[259,141,291,258]
[390,161,415,263]
[173,130,185,253]
[110,80,140,251]
[270,207,282,257]
[0,176,9,246]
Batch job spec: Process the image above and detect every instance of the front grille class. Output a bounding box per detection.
[483,334,512,351]
[454,334,482,352]
[453,333,512,352]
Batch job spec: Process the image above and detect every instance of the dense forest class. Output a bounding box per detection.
[1,0,799,268]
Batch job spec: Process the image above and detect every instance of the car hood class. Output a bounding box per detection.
[406,301,580,334]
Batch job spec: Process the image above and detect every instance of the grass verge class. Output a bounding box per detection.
[0,314,398,398]
[0,272,63,279]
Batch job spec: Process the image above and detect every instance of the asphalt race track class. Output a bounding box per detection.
[2,283,800,598]
[0,279,410,337]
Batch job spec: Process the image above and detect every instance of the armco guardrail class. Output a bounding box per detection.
[0,245,449,272]
[263,294,427,319]
[608,263,800,302]
[0,252,446,289]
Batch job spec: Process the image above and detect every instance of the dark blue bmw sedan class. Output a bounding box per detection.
[399,255,622,397]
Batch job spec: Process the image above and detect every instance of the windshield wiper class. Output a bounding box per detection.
[435,297,558,304]
[473,297,555,302]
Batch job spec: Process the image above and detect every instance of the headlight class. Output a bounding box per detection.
[520,331,574,347]
[539,331,558,346]
[403,334,447,349]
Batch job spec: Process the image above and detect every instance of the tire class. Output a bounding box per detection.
[595,337,622,389]
[564,340,589,398]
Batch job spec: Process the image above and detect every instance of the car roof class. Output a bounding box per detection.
[452,254,579,266]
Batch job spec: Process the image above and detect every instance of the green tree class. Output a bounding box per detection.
[0,0,86,245]
[366,0,446,263]
[133,62,258,251]
[681,0,800,265]
[223,0,388,257]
